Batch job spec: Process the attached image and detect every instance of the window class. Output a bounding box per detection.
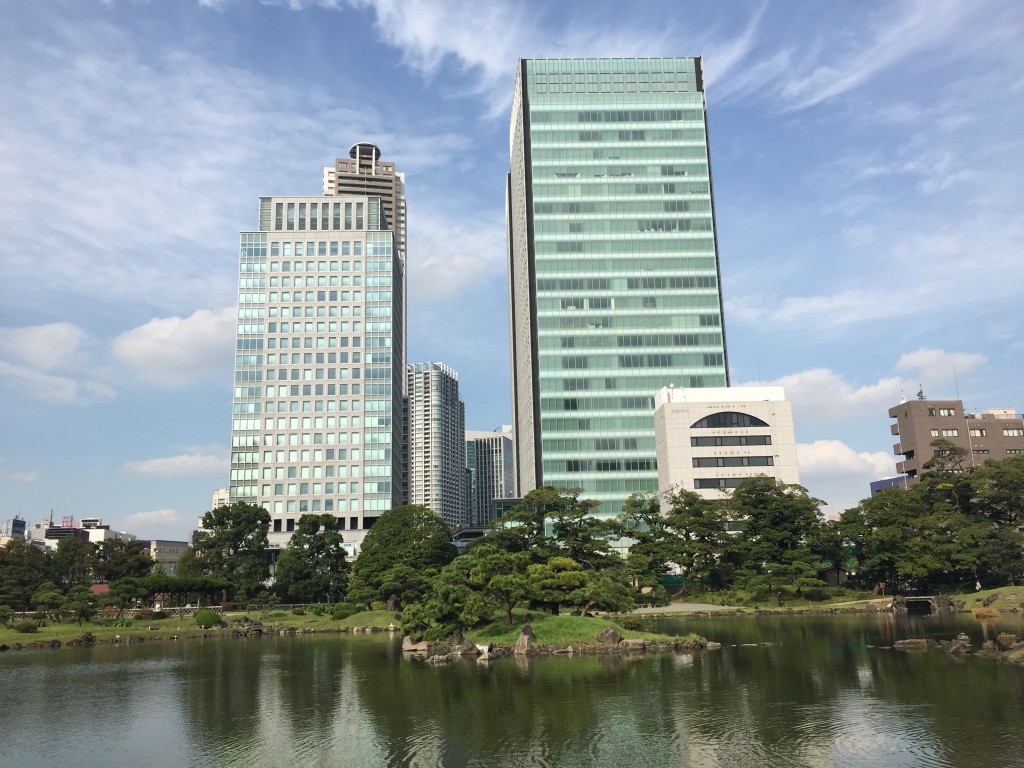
[1003,428,1024,437]
[691,412,769,429]
[941,429,958,437]
[939,408,956,416]
[1007,449,1024,455]
[969,428,986,437]
[930,429,940,437]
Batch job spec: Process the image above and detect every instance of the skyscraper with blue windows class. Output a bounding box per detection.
[507,57,730,518]
[229,144,406,551]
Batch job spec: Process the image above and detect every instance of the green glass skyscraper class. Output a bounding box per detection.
[507,57,730,517]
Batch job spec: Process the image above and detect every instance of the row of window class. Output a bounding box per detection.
[546,332,723,351]
[930,428,1024,437]
[533,181,710,198]
[533,163,708,180]
[530,108,702,124]
[693,457,774,468]
[535,239,716,256]
[273,201,371,232]
[534,196,711,216]
[534,217,713,235]
[548,294,718,311]
[540,310,722,331]
[558,352,724,369]
[531,146,709,162]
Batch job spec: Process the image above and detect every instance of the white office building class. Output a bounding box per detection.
[654,386,799,503]
[228,144,406,550]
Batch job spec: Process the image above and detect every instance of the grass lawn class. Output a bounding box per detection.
[0,608,399,648]
[465,611,682,647]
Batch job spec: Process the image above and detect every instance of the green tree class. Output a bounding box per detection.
[273,514,350,603]
[528,557,587,615]
[105,577,149,617]
[462,544,531,625]
[62,585,99,626]
[570,567,635,615]
[93,539,153,583]
[346,505,456,611]
[0,539,51,610]
[191,501,271,598]
[661,487,732,589]
[52,536,96,590]
[32,581,65,620]
[727,477,825,591]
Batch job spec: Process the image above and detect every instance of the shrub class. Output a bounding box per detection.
[135,608,154,619]
[802,588,830,602]
[261,611,287,621]
[31,612,47,621]
[331,604,354,621]
[194,609,224,628]
[308,603,331,616]
[14,621,38,634]
[0,605,12,625]
[151,610,168,620]
[291,607,306,616]
[221,602,239,612]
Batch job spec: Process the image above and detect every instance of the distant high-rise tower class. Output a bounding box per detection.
[507,58,729,517]
[406,363,467,527]
[465,427,515,527]
[229,144,406,551]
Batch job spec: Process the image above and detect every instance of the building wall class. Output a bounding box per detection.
[889,399,1024,482]
[507,57,729,518]
[465,429,515,527]
[406,363,466,527]
[229,148,407,550]
[150,539,189,575]
[654,386,799,502]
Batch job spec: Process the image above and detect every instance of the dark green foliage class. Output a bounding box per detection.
[0,604,12,625]
[14,621,38,634]
[0,539,51,610]
[273,514,350,603]
[191,501,271,598]
[52,537,96,590]
[346,505,456,611]
[93,539,153,583]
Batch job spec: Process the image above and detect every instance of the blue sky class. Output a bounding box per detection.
[2,0,1022,540]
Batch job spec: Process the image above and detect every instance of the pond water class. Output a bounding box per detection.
[1,612,1022,768]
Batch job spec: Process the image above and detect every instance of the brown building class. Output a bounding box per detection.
[889,398,1024,482]
[324,142,406,260]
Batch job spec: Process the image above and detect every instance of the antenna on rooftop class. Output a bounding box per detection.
[953,365,961,401]
[917,384,926,400]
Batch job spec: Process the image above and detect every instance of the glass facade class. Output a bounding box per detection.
[507,57,729,517]
[229,189,406,547]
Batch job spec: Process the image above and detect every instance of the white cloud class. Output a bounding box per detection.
[8,470,39,483]
[124,508,180,525]
[112,308,235,387]
[122,508,188,539]
[739,367,905,426]
[123,445,228,476]
[895,348,986,388]
[798,440,893,477]
[0,322,90,371]
[0,360,116,405]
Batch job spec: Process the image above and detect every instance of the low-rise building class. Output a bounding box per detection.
[888,398,1024,483]
[654,386,800,504]
[149,540,189,575]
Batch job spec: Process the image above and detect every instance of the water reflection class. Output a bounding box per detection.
[0,614,1021,768]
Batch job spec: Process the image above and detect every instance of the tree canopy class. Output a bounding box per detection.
[191,501,271,598]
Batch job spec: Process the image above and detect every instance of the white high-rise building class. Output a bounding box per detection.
[653,386,799,503]
[229,144,406,550]
[465,427,515,527]
[406,363,466,527]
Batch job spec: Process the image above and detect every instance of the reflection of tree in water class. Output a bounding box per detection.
[352,647,688,765]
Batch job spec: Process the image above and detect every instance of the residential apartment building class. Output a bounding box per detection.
[507,57,729,517]
[229,144,406,550]
[465,427,515,527]
[889,398,1024,482]
[405,363,466,527]
[654,386,799,502]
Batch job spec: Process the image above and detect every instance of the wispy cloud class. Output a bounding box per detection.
[123,445,228,476]
[0,360,116,405]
